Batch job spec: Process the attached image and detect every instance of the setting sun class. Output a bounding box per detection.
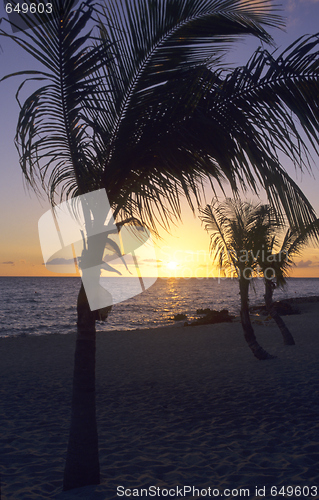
[166,261,179,271]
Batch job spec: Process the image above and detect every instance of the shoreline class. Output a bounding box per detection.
[1,294,319,340]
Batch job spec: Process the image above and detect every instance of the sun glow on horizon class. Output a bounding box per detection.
[166,261,179,271]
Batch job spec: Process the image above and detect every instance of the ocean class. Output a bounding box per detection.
[0,276,319,338]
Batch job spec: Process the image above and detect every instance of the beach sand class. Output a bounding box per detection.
[1,301,319,499]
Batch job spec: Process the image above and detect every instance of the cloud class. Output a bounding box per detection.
[296,259,313,268]
[2,261,14,265]
[46,258,76,265]
[142,258,162,263]
[287,0,319,10]
[103,254,134,264]
[286,0,296,11]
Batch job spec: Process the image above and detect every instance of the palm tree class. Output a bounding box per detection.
[201,199,319,350]
[200,198,276,360]
[257,226,297,345]
[258,220,319,345]
[2,0,319,490]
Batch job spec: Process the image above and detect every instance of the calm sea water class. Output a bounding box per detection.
[0,277,319,338]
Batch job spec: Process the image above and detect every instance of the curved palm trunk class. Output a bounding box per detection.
[264,279,295,345]
[239,276,275,360]
[63,283,100,490]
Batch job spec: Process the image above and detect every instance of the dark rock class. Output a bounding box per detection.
[196,308,211,315]
[186,309,234,326]
[250,300,300,316]
[172,313,187,321]
[274,300,300,315]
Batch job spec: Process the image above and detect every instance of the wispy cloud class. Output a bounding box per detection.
[296,259,312,268]
[286,0,319,14]
[286,0,296,11]
[2,261,14,265]
[46,258,76,265]
[295,259,319,268]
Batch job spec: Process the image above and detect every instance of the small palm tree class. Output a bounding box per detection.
[259,220,319,345]
[201,199,319,350]
[200,198,276,360]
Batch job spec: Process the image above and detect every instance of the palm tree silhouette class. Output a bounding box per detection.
[2,0,319,490]
[259,220,319,345]
[200,198,277,360]
[201,199,319,350]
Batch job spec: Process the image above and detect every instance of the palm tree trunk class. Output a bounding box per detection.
[63,283,100,490]
[239,276,275,360]
[264,279,295,346]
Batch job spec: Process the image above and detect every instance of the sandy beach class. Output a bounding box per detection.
[1,301,319,499]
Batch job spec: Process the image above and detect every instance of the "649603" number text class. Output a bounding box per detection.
[5,3,52,14]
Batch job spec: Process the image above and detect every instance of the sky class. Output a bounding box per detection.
[1,0,319,278]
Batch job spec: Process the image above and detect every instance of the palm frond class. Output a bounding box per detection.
[199,198,287,281]
[80,0,283,227]
[95,0,281,142]
[200,198,258,275]
[94,31,319,230]
[272,218,319,286]
[0,0,111,203]
[180,35,319,230]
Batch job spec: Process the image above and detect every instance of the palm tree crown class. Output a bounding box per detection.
[260,220,319,288]
[200,198,278,277]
